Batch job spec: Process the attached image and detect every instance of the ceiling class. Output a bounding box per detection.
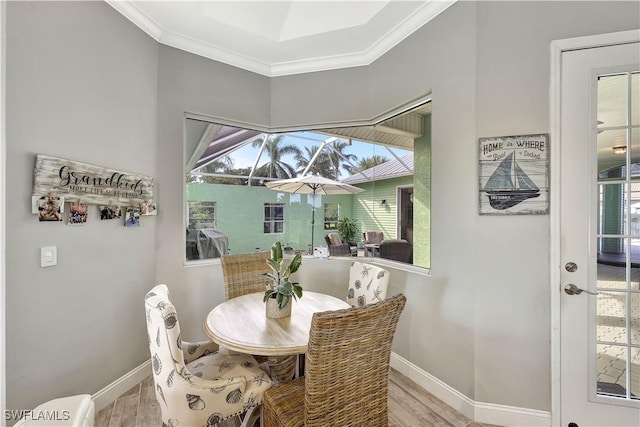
[106,0,456,77]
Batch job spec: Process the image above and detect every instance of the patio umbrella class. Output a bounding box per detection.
[266,175,365,251]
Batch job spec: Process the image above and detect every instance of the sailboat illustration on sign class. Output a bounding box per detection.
[483,152,540,210]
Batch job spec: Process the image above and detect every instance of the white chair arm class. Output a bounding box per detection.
[181,340,219,364]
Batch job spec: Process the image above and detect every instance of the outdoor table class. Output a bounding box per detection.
[364,243,380,257]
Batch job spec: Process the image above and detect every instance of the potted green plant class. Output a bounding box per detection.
[263,241,303,318]
[338,217,359,246]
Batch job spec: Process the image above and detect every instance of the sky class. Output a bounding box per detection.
[228,130,410,178]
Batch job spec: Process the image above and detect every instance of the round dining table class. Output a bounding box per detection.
[204,291,350,382]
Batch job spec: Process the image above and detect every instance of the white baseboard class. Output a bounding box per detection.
[390,353,475,419]
[390,353,552,427]
[94,355,552,426]
[91,360,151,412]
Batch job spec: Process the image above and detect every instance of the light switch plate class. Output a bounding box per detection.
[41,246,57,267]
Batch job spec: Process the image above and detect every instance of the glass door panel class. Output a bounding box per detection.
[596,71,640,403]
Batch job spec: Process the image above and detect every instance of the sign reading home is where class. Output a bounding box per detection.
[478,134,549,215]
[33,154,155,207]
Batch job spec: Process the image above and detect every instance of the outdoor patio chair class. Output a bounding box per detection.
[347,261,389,308]
[363,230,384,245]
[379,239,413,263]
[263,294,407,427]
[324,232,354,257]
[145,284,273,427]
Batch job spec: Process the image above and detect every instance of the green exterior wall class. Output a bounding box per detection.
[413,115,432,268]
[187,183,354,254]
[350,176,414,243]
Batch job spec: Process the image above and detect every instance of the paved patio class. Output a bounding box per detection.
[596,262,640,399]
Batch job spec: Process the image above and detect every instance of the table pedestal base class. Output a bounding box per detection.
[267,354,298,383]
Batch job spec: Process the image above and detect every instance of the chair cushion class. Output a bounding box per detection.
[185,352,273,410]
[347,261,389,307]
[263,377,305,427]
[327,233,342,246]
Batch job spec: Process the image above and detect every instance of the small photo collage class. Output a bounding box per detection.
[33,196,155,228]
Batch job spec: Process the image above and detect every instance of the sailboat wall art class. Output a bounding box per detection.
[479,134,549,215]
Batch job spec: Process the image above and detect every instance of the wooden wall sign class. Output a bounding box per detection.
[33,154,155,207]
[478,134,549,215]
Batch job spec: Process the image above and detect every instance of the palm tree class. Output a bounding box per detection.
[252,135,301,179]
[353,155,389,173]
[187,156,234,183]
[327,140,358,177]
[295,140,358,179]
[295,145,334,178]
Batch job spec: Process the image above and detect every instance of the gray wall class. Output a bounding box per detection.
[5,1,158,412]
[4,0,640,416]
[156,0,639,412]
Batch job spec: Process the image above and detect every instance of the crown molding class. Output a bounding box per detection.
[106,0,456,77]
[106,0,163,41]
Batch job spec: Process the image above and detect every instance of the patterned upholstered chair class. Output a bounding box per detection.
[263,294,407,427]
[346,261,390,307]
[144,284,273,427]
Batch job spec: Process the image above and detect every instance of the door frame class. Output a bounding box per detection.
[396,185,413,241]
[549,29,640,426]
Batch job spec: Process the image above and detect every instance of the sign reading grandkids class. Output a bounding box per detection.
[33,154,155,207]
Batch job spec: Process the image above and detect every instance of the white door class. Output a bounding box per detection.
[560,39,640,426]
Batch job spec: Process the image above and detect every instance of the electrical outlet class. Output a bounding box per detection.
[41,246,57,267]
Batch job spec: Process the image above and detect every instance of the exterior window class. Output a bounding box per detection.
[324,203,339,230]
[188,201,216,230]
[264,203,284,234]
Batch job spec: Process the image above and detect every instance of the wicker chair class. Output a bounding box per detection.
[263,294,407,427]
[221,252,272,365]
[363,230,383,245]
[324,232,353,257]
[145,284,273,427]
[221,251,271,300]
[379,239,413,263]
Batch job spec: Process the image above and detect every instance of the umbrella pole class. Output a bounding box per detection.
[311,207,315,254]
[310,188,317,254]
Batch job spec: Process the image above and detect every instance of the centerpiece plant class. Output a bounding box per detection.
[263,241,303,312]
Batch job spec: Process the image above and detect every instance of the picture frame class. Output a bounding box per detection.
[478,133,549,215]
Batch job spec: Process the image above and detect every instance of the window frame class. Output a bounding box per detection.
[187,200,217,231]
[263,202,285,234]
[323,202,340,230]
[183,93,431,271]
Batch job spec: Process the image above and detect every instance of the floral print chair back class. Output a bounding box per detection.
[144,284,272,427]
[347,261,390,307]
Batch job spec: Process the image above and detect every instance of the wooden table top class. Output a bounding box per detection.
[204,291,350,356]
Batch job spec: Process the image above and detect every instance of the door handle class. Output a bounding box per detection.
[564,283,598,296]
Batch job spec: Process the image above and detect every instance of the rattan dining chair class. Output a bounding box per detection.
[221,251,272,300]
[220,251,274,366]
[263,294,407,427]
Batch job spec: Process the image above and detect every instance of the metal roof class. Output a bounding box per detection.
[343,153,414,185]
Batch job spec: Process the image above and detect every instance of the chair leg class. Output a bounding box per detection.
[240,405,260,427]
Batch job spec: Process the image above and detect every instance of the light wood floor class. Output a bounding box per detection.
[96,368,500,427]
